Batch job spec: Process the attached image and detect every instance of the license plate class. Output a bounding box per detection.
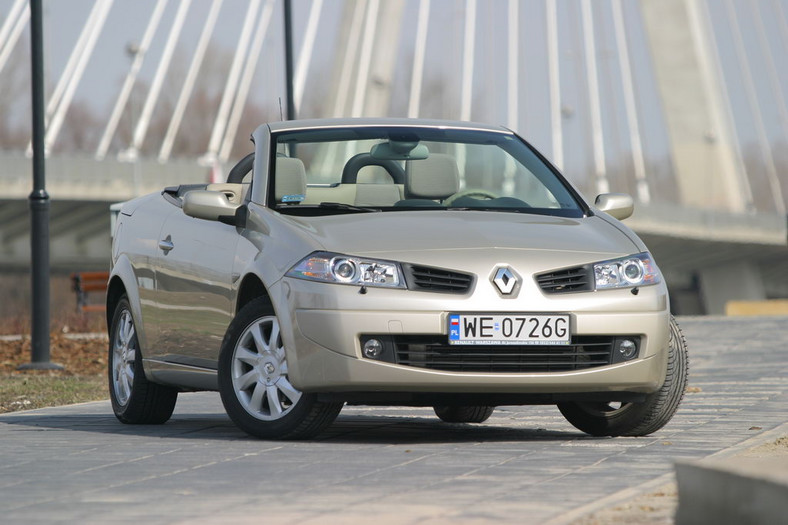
[448,314,570,345]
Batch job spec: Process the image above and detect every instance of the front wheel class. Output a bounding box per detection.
[108,296,178,424]
[218,297,343,440]
[557,316,688,437]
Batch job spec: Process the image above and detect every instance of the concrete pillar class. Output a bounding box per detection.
[698,261,766,315]
[639,0,751,213]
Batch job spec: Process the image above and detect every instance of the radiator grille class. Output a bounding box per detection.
[536,266,592,293]
[405,265,474,294]
[393,335,615,373]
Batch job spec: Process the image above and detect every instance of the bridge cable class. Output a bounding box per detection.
[581,0,609,196]
[724,0,786,215]
[42,0,114,155]
[751,1,788,161]
[0,0,27,74]
[611,0,650,204]
[407,0,430,118]
[96,0,169,161]
[350,0,380,117]
[202,0,261,166]
[546,0,564,171]
[319,0,366,175]
[159,0,223,163]
[333,1,365,118]
[502,0,519,196]
[123,0,192,160]
[293,0,323,116]
[456,0,476,182]
[219,0,275,163]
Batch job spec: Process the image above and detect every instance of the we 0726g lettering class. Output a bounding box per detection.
[448,314,570,345]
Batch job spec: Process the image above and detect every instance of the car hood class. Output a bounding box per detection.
[282,211,640,267]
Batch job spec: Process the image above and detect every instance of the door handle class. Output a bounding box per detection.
[158,235,174,253]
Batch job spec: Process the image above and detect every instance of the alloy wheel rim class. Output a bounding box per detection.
[231,315,302,421]
[112,309,136,406]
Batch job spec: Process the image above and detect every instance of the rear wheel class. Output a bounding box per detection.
[218,296,343,439]
[434,405,495,423]
[558,316,688,437]
[108,296,177,424]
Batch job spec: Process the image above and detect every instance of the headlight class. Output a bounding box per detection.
[593,252,660,290]
[286,251,406,288]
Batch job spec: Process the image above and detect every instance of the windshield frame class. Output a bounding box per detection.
[266,125,591,219]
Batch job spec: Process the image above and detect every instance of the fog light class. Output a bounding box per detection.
[363,339,383,359]
[618,339,637,359]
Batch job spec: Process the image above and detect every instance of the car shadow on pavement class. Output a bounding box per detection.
[0,410,585,444]
[320,413,581,444]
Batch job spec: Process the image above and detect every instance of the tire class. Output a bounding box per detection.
[108,296,178,424]
[434,405,495,423]
[218,296,343,440]
[557,316,688,437]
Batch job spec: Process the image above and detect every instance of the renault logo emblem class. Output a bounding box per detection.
[492,266,521,297]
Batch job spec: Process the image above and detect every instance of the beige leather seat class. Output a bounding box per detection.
[275,157,307,204]
[397,153,459,205]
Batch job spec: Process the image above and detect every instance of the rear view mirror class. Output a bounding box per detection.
[595,193,634,220]
[370,142,429,160]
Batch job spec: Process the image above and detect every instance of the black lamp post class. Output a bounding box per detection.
[283,0,296,121]
[19,0,62,371]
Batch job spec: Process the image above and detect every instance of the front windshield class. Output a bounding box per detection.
[269,127,585,218]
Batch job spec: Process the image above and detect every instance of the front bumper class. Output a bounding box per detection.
[272,276,670,396]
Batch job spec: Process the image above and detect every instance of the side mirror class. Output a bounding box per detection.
[594,193,634,220]
[183,190,240,224]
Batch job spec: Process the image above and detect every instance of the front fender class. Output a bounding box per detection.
[108,253,149,355]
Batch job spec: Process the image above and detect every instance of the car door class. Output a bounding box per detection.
[148,208,240,369]
[119,196,179,353]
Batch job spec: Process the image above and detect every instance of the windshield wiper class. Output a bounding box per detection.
[317,202,380,213]
[447,206,527,213]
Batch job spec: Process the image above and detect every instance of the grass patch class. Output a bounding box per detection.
[0,374,107,414]
[1,333,108,414]
[0,275,110,414]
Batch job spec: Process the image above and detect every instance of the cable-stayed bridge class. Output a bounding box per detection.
[1,0,786,314]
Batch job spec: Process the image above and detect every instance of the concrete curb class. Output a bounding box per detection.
[0,332,107,342]
[674,422,788,525]
[675,458,788,524]
[544,422,788,525]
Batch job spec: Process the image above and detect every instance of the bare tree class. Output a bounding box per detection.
[52,100,101,154]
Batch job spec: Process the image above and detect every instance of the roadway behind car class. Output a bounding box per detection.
[0,316,785,524]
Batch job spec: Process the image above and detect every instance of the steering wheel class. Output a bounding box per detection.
[444,188,499,206]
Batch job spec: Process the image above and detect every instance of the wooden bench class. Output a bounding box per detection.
[71,271,109,313]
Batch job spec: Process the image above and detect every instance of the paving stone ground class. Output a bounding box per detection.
[0,316,785,524]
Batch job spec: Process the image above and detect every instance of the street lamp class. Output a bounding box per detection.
[20,0,62,371]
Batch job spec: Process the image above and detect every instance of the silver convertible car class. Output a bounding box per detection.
[108,118,688,440]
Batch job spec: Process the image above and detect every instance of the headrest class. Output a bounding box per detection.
[275,157,307,203]
[405,153,459,200]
